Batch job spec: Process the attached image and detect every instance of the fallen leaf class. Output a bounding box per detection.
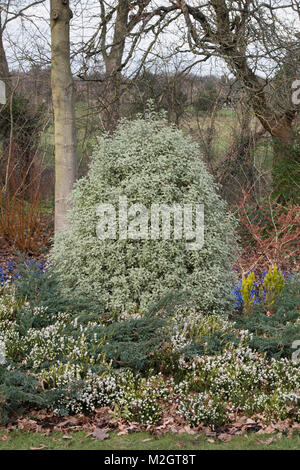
[183,425,196,435]
[246,418,256,424]
[258,438,275,445]
[17,418,38,432]
[91,428,109,441]
[29,444,48,450]
[218,434,232,442]
[169,426,178,433]
[263,425,275,434]
[57,417,78,428]
[204,430,217,438]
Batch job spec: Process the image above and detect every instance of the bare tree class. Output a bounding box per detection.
[0,1,48,193]
[78,1,179,130]
[169,0,300,153]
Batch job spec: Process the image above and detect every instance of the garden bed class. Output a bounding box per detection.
[0,261,299,438]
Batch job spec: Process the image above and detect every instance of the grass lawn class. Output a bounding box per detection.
[0,430,299,450]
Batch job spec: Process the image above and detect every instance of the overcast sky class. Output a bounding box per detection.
[3,0,300,80]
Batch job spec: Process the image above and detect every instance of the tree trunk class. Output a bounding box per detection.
[0,16,10,188]
[50,0,77,233]
[0,14,10,97]
[102,1,129,131]
[270,111,296,165]
[103,61,122,130]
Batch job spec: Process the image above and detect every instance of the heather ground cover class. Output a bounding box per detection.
[0,260,299,446]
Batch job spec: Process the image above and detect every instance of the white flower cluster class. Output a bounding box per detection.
[19,316,106,370]
[0,283,17,321]
[48,367,169,424]
[113,373,170,425]
[175,345,300,425]
[0,321,20,363]
[51,368,123,415]
[169,310,233,351]
[177,392,226,427]
[117,311,143,322]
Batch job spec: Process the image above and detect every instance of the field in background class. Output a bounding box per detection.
[40,105,275,199]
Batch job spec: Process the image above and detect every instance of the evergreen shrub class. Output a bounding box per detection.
[52,111,237,314]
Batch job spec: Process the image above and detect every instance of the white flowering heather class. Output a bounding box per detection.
[177,392,227,426]
[49,368,122,415]
[175,345,300,425]
[169,310,232,351]
[46,367,167,423]
[51,112,237,314]
[0,283,17,321]
[21,316,107,370]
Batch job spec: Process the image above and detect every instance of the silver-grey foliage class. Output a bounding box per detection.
[51,112,238,315]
